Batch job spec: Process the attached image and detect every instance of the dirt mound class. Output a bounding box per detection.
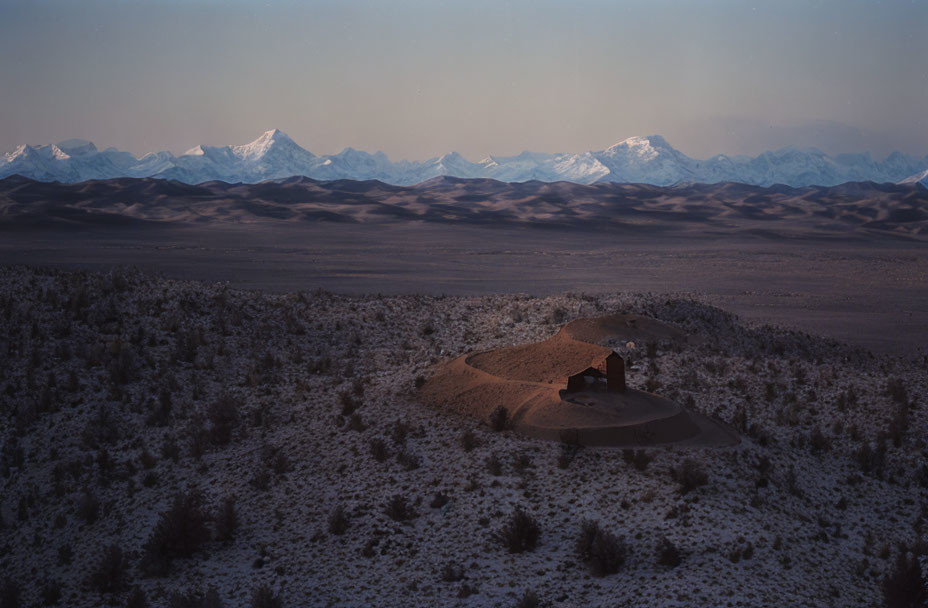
[419,315,736,448]
[560,314,688,346]
[467,332,612,385]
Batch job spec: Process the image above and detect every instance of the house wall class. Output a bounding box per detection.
[607,355,625,392]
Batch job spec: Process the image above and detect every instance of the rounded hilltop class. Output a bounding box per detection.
[419,314,737,448]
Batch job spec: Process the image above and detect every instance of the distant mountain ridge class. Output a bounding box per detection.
[3,129,928,188]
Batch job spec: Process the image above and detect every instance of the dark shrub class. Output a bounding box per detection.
[577,520,626,576]
[89,544,130,593]
[513,452,533,474]
[396,449,421,471]
[457,583,478,598]
[646,341,658,359]
[81,405,120,448]
[557,445,578,470]
[166,587,221,608]
[460,430,478,452]
[441,561,465,582]
[250,584,282,608]
[515,590,539,608]
[486,453,503,476]
[77,491,100,524]
[186,415,209,460]
[622,449,654,471]
[369,438,389,463]
[671,459,708,493]
[390,420,410,446]
[489,406,510,432]
[347,413,365,432]
[496,507,540,553]
[339,392,357,417]
[57,544,73,566]
[328,505,349,535]
[141,489,211,576]
[207,394,240,446]
[883,551,926,608]
[809,427,831,454]
[384,494,416,522]
[147,389,172,427]
[214,496,238,543]
[886,377,908,405]
[0,579,21,608]
[261,444,291,475]
[40,579,61,606]
[168,590,202,608]
[430,492,450,509]
[657,536,682,567]
[125,586,149,608]
[856,442,887,478]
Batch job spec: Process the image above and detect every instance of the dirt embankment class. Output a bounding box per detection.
[419,314,737,448]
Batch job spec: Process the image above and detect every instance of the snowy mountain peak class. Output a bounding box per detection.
[232,128,309,162]
[4,144,34,162]
[50,145,71,160]
[899,168,928,188]
[1,130,927,187]
[607,134,672,152]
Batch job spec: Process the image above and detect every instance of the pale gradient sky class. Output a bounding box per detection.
[1,0,926,160]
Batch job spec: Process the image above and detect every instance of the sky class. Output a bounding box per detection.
[1,0,926,161]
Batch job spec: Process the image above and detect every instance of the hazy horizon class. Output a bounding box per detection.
[1,0,926,160]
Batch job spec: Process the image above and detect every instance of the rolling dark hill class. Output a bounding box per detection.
[1,174,926,240]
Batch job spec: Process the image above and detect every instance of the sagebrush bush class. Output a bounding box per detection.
[0,579,21,608]
[441,561,465,582]
[39,579,61,606]
[207,393,240,446]
[328,505,349,535]
[396,449,421,471]
[577,520,626,576]
[141,489,211,576]
[77,491,100,524]
[250,584,282,608]
[486,453,503,476]
[657,536,682,567]
[882,551,926,608]
[496,507,540,553]
[88,544,130,594]
[384,494,416,522]
[622,449,653,471]
[489,406,510,431]
[125,587,149,608]
[515,590,539,608]
[671,459,708,493]
[214,496,238,543]
[460,429,478,452]
[369,438,389,462]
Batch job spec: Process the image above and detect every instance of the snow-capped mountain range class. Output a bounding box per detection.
[3,129,927,188]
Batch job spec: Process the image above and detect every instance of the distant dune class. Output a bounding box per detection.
[1,174,927,240]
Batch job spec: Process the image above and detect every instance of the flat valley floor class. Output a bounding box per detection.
[3,224,925,355]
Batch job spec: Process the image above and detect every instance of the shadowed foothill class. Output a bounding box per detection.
[419,314,738,447]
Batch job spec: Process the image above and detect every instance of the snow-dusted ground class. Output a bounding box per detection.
[0,266,925,607]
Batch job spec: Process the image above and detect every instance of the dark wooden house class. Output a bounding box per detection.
[565,351,625,393]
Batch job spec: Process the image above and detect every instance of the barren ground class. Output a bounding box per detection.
[1,224,926,355]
